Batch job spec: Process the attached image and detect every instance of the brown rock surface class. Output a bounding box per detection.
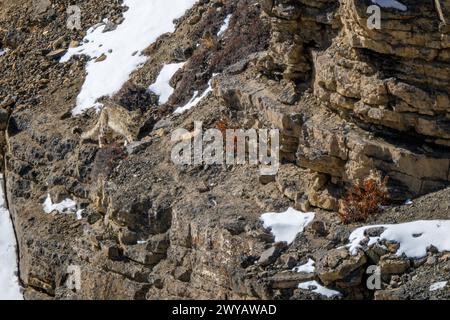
[0,0,449,301]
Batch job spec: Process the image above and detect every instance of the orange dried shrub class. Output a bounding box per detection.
[215,119,238,153]
[339,172,389,224]
[215,119,228,136]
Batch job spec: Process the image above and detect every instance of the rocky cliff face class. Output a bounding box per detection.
[1,0,450,300]
[259,0,450,203]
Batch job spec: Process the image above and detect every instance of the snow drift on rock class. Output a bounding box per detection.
[298,281,342,298]
[430,281,447,292]
[149,62,185,104]
[0,175,23,300]
[174,77,214,114]
[217,14,232,37]
[348,220,450,258]
[293,258,315,273]
[61,0,198,115]
[43,194,82,220]
[43,194,76,214]
[260,207,314,244]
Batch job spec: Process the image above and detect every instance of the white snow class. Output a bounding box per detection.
[298,281,342,298]
[348,220,450,258]
[0,175,23,300]
[217,14,232,37]
[371,0,407,11]
[149,62,185,104]
[174,78,214,114]
[405,199,413,205]
[76,209,84,221]
[43,194,76,214]
[260,207,315,244]
[0,49,5,56]
[61,0,199,115]
[430,281,448,292]
[293,258,315,273]
[43,194,82,220]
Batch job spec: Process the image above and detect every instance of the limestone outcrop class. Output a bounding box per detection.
[253,0,450,203]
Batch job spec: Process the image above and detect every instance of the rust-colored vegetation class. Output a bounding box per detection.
[339,172,389,224]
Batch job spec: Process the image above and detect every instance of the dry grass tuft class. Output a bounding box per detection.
[339,171,389,224]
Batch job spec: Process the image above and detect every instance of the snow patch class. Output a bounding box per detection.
[43,194,82,220]
[76,209,84,221]
[430,281,447,292]
[260,207,315,244]
[293,258,315,273]
[43,194,76,214]
[371,0,407,11]
[61,0,199,115]
[174,78,214,114]
[0,175,23,300]
[149,62,185,104]
[217,14,232,37]
[348,220,450,258]
[298,281,342,298]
